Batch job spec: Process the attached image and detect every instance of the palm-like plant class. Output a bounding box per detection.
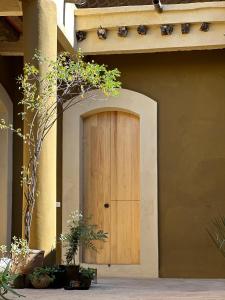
[60,211,107,265]
[0,263,23,300]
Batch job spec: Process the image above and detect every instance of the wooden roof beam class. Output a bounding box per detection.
[0,0,22,16]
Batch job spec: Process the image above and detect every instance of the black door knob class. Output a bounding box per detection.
[104,203,110,208]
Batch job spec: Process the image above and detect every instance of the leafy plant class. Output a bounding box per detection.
[60,211,108,265]
[0,263,23,300]
[0,51,121,244]
[29,266,56,282]
[208,216,225,258]
[79,267,96,280]
[0,237,30,275]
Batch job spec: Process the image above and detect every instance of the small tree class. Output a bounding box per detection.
[0,52,121,245]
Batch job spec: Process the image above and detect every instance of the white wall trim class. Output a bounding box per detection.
[63,88,158,278]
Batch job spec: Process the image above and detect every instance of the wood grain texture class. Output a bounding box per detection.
[111,111,140,201]
[83,111,140,265]
[83,112,111,264]
[111,201,140,264]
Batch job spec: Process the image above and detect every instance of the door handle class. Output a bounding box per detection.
[104,203,110,208]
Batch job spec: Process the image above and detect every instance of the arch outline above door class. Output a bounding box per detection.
[63,88,158,278]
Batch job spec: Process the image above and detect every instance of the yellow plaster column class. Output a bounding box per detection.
[22,0,57,262]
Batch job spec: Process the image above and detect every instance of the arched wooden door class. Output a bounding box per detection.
[83,111,140,265]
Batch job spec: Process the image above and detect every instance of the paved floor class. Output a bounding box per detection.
[10,278,225,300]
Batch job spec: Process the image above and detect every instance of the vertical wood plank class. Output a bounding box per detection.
[83,111,141,265]
[83,112,111,264]
[111,201,140,264]
[111,111,140,201]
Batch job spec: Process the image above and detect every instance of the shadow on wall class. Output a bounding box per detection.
[0,84,13,247]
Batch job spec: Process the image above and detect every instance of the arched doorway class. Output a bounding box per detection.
[83,111,141,265]
[63,89,158,278]
[0,84,13,246]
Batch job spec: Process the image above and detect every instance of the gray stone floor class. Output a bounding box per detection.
[11,278,225,300]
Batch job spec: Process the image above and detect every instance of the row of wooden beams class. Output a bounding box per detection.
[74,1,225,54]
[0,0,22,16]
[75,2,225,30]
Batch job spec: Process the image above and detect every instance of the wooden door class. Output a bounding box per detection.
[83,111,140,265]
[83,112,111,264]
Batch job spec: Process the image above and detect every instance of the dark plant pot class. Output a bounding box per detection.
[79,277,92,290]
[49,269,66,289]
[24,274,32,288]
[60,265,80,286]
[12,274,25,289]
[64,277,92,290]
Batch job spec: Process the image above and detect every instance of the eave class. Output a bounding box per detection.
[75,2,225,54]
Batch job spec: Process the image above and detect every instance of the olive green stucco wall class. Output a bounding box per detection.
[0,57,24,238]
[90,50,225,278]
[2,50,225,278]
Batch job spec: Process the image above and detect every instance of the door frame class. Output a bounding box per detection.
[63,88,158,278]
[0,84,13,246]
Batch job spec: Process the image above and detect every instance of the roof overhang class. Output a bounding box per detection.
[0,0,76,56]
[75,2,225,54]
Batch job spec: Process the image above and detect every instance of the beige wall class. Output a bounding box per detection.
[90,49,225,278]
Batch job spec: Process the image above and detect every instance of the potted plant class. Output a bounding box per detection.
[0,237,31,289]
[0,51,120,265]
[79,267,96,290]
[0,262,23,299]
[29,267,55,289]
[48,266,66,289]
[60,210,107,287]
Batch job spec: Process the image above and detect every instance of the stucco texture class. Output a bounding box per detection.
[89,49,225,278]
[0,56,23,239]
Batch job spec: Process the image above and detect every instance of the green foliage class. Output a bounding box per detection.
[29,267,56,282]
[79,267,96,280]
[208,217,225,258]
[0,263,23,300]
[10,237,30,261]
[0,237,30,275]
[60,211,108,265]
[0,50,121,244]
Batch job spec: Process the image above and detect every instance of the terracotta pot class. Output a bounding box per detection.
[12,249,45,275]
[31,274,52,289]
